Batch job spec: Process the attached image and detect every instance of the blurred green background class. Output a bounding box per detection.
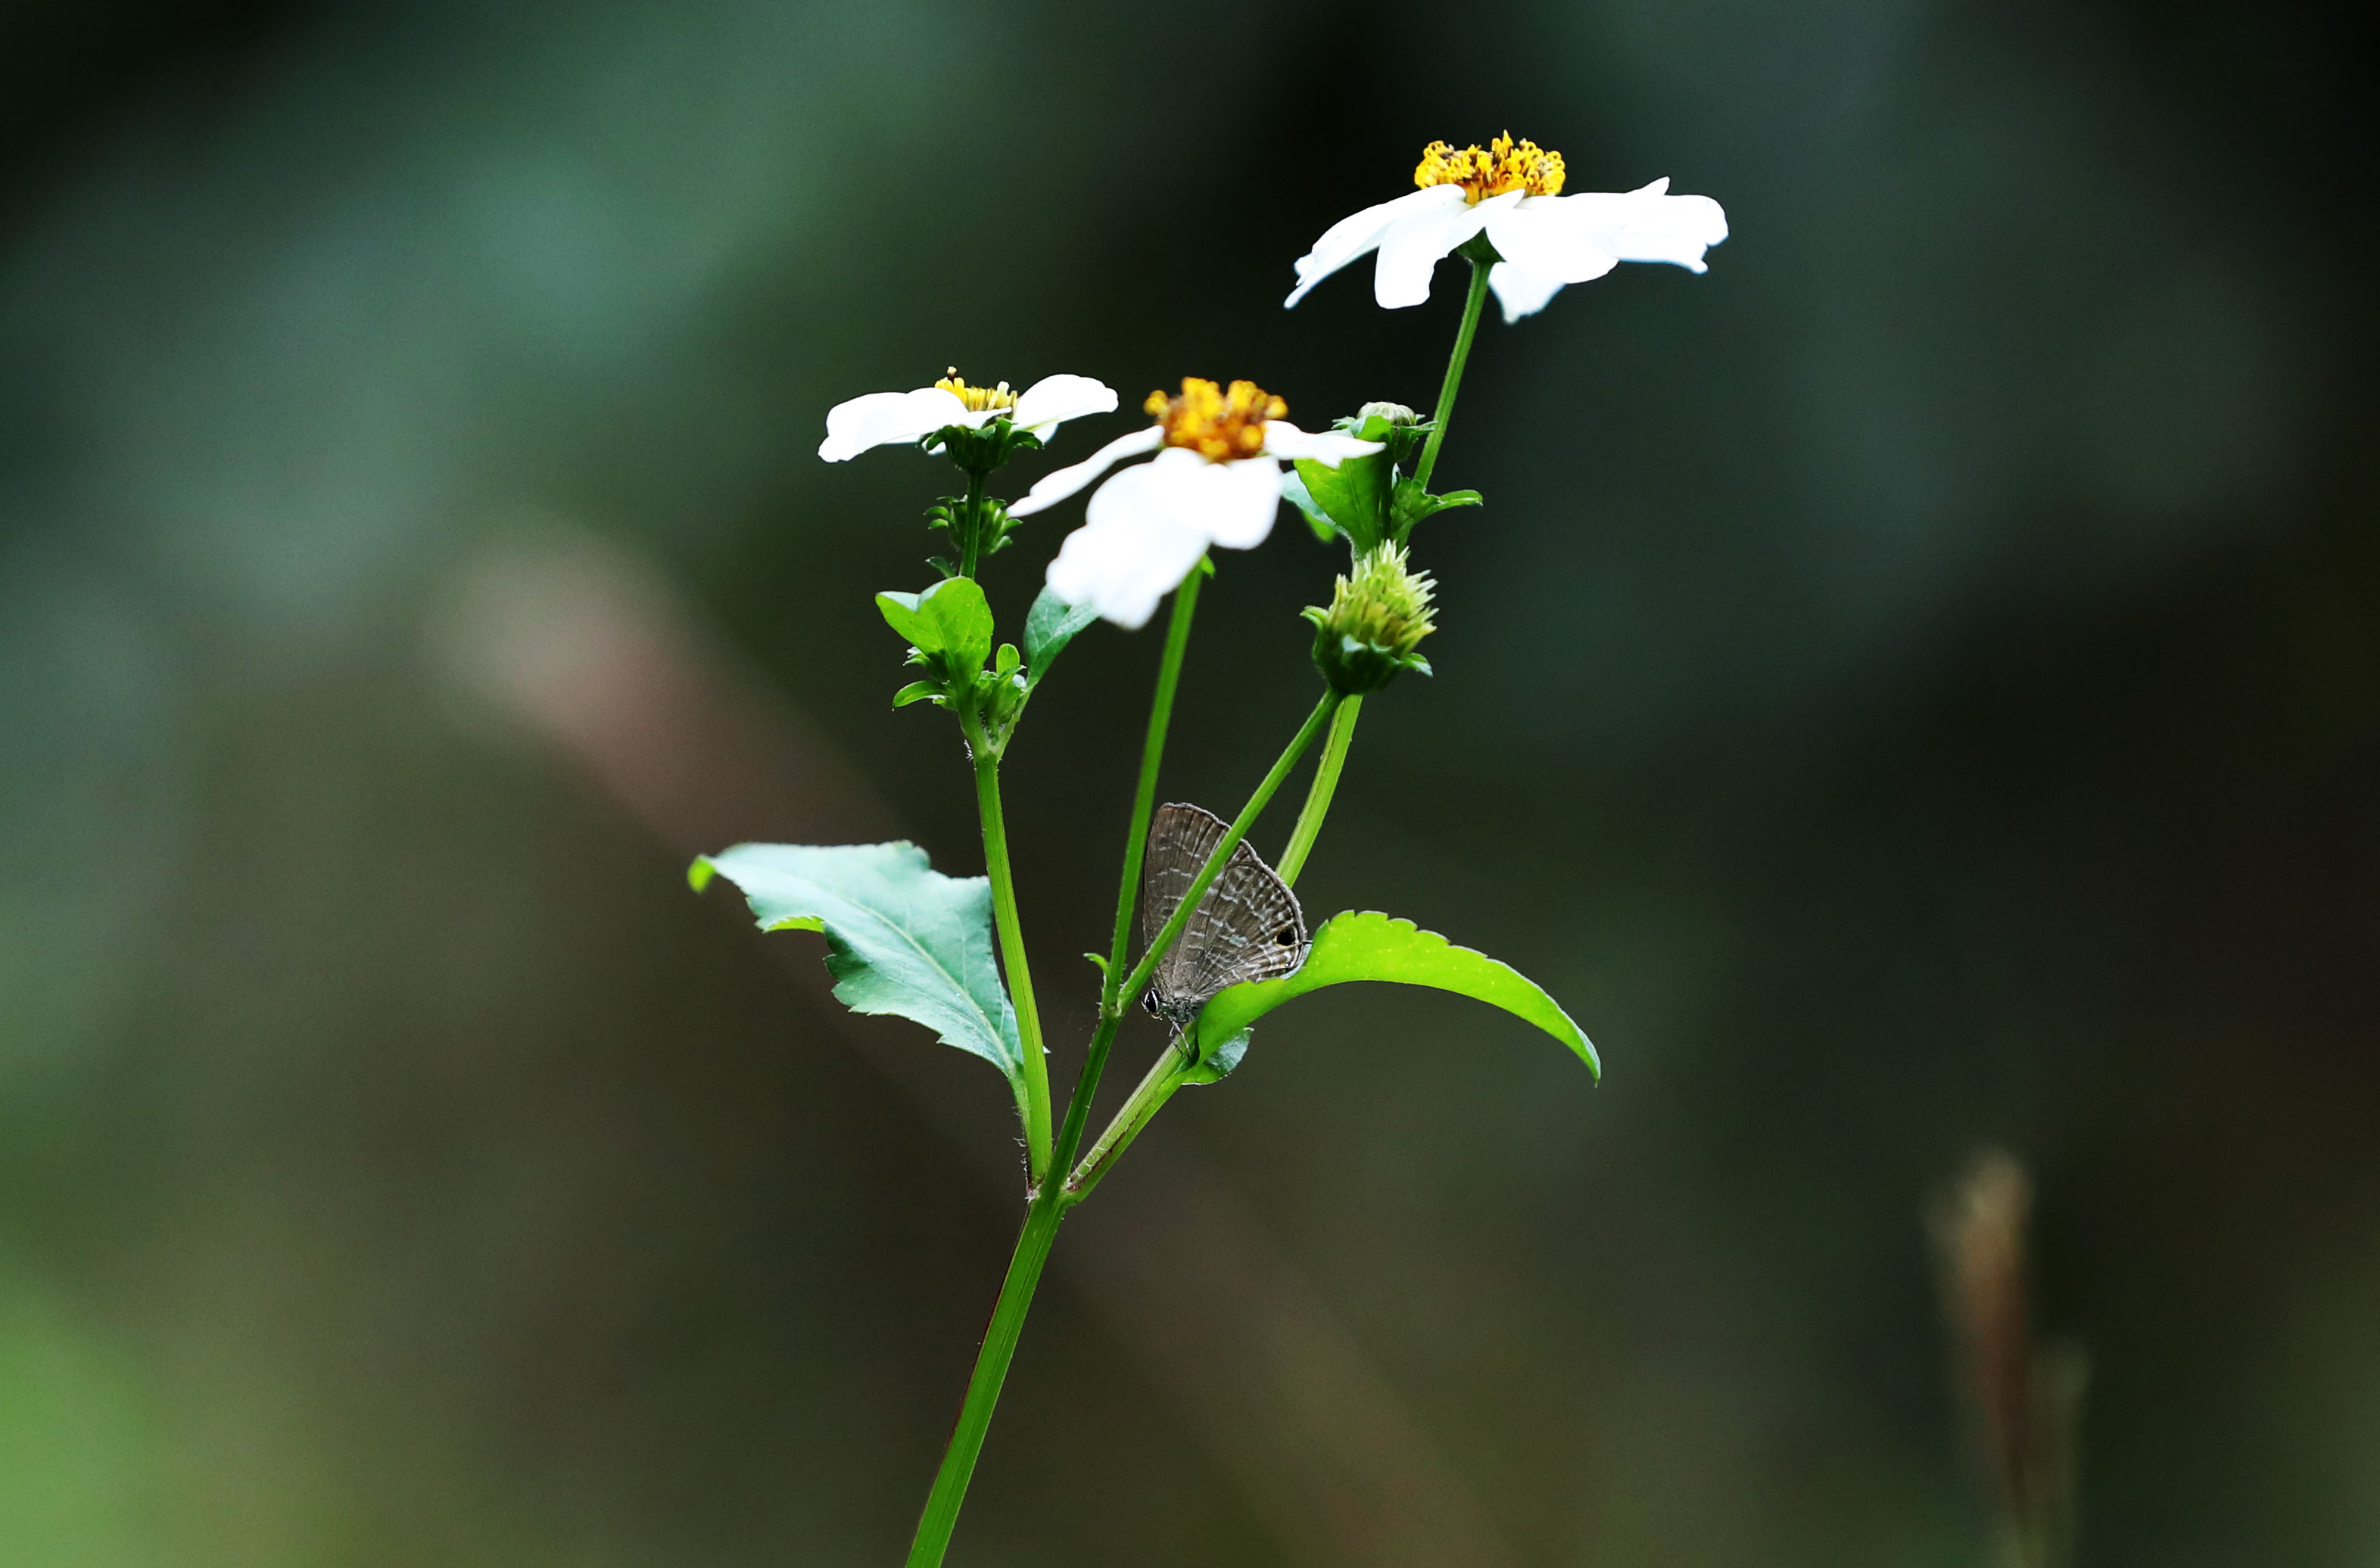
[3,0,2374,1563]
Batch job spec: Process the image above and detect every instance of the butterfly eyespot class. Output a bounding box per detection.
[1275,928,1297,946]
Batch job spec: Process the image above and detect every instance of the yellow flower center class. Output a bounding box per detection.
[934,368,1019,413]
[1413,133,1565,204]
[1143,378,1285,462]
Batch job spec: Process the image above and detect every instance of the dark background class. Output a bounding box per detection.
[3,0,2375,1563]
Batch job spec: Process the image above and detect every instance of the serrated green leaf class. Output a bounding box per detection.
[1022,584,1099,691]
[1294,451,1391,552]
[693,842,1028,1112]
[1189,910,1597,1075]
[1279,469,1339,545]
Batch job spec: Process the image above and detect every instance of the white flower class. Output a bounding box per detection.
[1284,135,1727,324]
[1009,379,1382,630]
[818,369,1117,462]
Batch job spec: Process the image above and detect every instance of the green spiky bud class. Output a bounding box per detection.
[1304,545,1438,695]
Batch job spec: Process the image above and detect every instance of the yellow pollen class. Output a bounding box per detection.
[1143,378,1285,462]
[1413,132,1566,204]
[934,367,1020,413]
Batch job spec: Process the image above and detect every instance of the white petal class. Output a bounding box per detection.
[1284,186,1467,310]
[1045,508,1210,630]
[1006,425,1164,517]
[1514,180,1730,275]
[818,386,970,462]
[1261,421,1385,465]
[1482,202,1623,286]
[1011,373,1119,437]
[1486,262,1568,322]
[1201,458,1292,549]
[1372,190,1507,310]
[1084,447,1280,553]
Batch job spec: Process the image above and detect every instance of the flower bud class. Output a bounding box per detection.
[1340,400,1428,467]
[1304,545,1438,695]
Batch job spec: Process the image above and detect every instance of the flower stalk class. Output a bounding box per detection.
[964,713,1051,1181]
[1415,239,1494,490]
[1276,694,1362,886]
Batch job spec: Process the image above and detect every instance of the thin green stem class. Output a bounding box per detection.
[1276,694,1362,887]
[1064,1043,1189,1201]
[968,728,1051,1182]
[1413,250,1493,491]
[902,1186,1064,1568]
[1104,565,1205,1004]
[1043,564,1207,1193]
[957,468,987,577]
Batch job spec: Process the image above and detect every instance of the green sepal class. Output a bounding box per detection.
[1391,479,1483,543]
[1022,584,1099,692]
[929,418,1042,476]
[1188,910,1597,1075]
[692,841,1030,1117]
[892,680,944,708]
[1304,616,1434,695]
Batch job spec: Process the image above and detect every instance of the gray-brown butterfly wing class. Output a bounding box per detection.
[1140,802,1309,1028]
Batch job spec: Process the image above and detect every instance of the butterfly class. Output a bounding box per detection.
[1139,801,1310,1041]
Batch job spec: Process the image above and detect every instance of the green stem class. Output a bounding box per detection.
[968,726,1051,1184]
[1103,564,1206,1003]
[1065,1043,1188,1201]
[957,469,986,578]
[899,568,1207,1568]
[902,1186,1064,1568]
[1048,563,1207,1189]
[1413,248,1493,491]
[1276,694,1362,887]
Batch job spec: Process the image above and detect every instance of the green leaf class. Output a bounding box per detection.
[1022,584,1099,690]
[877,577,995,674]
[692,842,1029,1109]
[876,590,933,649]
[1279,470,1339,545]
[917,576,993,674]
[892,680,944,708]
[1189,910,1597,1075]
[1294,451,1391,552]
[1180,1028,1252,1085]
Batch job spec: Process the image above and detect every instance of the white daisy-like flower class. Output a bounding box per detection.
[1284,135,1728,324]
[1008,378,1382,630]
[818,369,1118,462]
